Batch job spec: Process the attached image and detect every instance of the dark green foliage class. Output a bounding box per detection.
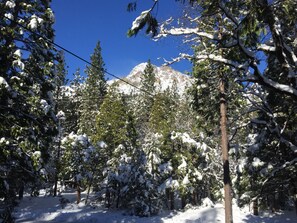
[0,0,57,201]
[135,60,156,138]
[127,1,159,37]
[94,87,135,149]
[79,41,107,136]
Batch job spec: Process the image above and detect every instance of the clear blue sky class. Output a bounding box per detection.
[51,0,192,80]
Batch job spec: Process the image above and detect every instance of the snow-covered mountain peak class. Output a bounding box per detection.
[110,62,192,95]
[127,62,149,77]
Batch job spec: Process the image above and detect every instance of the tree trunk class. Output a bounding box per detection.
[106,188,111,208]
[18,182,24,200]
[116,185,120,208]
[181,194,186,209]
[294,195,297,215]
[85,177,93,205]
[253,199,259,215]
[53,120,62,197]
[219,77,233,223]
[192,190,197,205]
[76,182,81,204]
[170,189,174,210]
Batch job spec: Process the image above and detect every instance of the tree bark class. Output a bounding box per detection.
[253,199,259,215]
[219,77,233,223]
[53,119,62,197]
[76,182,81,204]
[85,177,93,205]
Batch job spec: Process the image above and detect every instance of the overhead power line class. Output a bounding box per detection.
[3,15,154,97]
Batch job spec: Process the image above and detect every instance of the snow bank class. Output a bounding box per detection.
[13,191,297,223]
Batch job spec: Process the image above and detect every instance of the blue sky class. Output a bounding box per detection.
[51,0,192,80]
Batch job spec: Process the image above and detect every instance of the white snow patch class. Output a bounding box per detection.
[252,157,265,168]
[4,13,14,20]
[5,0,15,8]
[130,10,150,31]
[178,157,187,170]
[201,197,214,207]
[40,99,50,114]
[14,49,22,58]
[12,59,25,70]
[56,110,66,120]
[0,77,11,90]
[182,174,190,185]
[97,141,107,148]
[28,15,43,30]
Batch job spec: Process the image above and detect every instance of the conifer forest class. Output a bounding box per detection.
[0,0,297,222]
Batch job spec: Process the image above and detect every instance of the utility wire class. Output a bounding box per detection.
[3,15,154,97]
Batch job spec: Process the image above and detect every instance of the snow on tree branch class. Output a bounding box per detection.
[155,24,217,40]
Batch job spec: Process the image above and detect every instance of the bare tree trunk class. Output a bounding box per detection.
[170,189,174,210]
[106,188,111,208]
[253,199,259,215]
[219,77,233,223]
[116,185,120,208]
[181,193,186,209]
[54,119,62,197]
[294,194,297,215]
[85,177,93,205]
[18,181,24,200]
[76,182,81,204]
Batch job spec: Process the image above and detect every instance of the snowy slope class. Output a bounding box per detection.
[108,62,193,95]
[13,190,297,223]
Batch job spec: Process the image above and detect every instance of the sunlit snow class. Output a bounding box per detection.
[12,190,297,223]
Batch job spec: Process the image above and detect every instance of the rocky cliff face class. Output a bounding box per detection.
[108,62,192,95]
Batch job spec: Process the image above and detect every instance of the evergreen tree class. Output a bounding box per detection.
[241,50,297,212]
[0,0,57,202]
[93,86,137,207]
[79,41,107,136]
[52,51,68,196]
[134,60,156,139]
[61,133,102,204]
[140,60,156,114]
[63,68,84,134]
[149,91,174,136]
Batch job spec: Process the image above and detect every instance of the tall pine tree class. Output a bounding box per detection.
[79,41,107,136]
[135,60,156,139]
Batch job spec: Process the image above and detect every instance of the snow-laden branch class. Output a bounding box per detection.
[155,24,218,40]
[284,43,297,66]
[255,74,297,97]
[130,10,151,31]
[258,44,276,52]
[163,53,192,65]
[246,88,297,154]
[261,157,297,188]
[194,54,249,70]
[245,63,297,98]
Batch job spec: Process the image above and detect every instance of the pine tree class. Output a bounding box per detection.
[63,68,84,134]
[134,60,156,139]
[0,0,57,201]
[61,132,101,204]
[149,91,174,136]
[93,86,137,207]
[79,41,107,136]
[52,51,68,196]
[241,47,297,213]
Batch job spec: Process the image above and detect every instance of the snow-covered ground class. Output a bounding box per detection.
[13,190,296,223]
